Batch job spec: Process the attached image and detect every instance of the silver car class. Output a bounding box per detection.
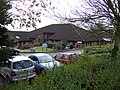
[0,56,36,83]
[28,53,63,69]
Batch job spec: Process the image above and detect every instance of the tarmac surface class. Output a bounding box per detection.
[20,49,83,57]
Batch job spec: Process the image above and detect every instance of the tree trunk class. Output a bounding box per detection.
[111,38,119,60]
[111,23,120,60]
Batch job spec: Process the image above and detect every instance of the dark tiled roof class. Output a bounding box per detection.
[29,24,98,42]
[7,24,107,42]
[7,31,31,41]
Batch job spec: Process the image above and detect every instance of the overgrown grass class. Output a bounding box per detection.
[1,44,120,90]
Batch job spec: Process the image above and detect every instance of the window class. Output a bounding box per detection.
[23,41,25,44]
[13,60,33,69]
[7,61,11,68]
[69,54,77,60]
[39,55,52,63]
[29,56,38,61]
[55,54,62,59]
[62,55,68,60]
[22,60,33,68]
[13,61,22,69]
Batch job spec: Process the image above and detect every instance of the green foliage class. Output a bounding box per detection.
[0,47,12,66]
[0,0,12,25]
[0,0,13,65]
[0,0,12,45]
[53,44,63,51]
[48,43,65,51]
[0,27,13,46]
[84,44,112,55]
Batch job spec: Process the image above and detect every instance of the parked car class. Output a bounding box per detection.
[0,56,36,83]
[9,48,20,55]
[0,46,20,56]
[28,53,63,69]
[53,52,78,64]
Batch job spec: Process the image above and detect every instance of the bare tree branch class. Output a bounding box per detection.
[9,0,52,29]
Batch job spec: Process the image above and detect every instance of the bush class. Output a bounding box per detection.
[84,44,112,55]
[0,47,12,66]
[53,44,63,51]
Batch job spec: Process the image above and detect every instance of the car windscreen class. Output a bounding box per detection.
[55,54,62,59]
[69,54,78,60]
[13,60,33,69]
[38,55,53,63]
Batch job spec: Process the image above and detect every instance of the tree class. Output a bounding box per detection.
[51,0,120,60]
[89,22,108,45]
[0,0,12,46]
[9,0,52,30]
[0,0,12,65]
[81,0,120,60]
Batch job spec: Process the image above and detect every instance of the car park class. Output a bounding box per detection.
[0,56,36,83]
[28,53,63,69]
[53,52,78,64]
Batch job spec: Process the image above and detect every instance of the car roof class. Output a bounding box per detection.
[9,56,31,62]
[29,53,50,57]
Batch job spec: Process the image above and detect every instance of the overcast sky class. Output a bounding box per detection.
[7,0,85,31]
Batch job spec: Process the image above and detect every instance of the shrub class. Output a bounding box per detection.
[0,47,12,66]
[84,44,112,55]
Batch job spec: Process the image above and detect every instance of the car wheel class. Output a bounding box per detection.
[6,76,10,84]
[0,76,5,84]
[28,78,35,85]
[15,51,19,55]
[40,68,46,76]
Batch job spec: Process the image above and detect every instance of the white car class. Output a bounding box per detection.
[0,56,36,83]
[28,53,63,69]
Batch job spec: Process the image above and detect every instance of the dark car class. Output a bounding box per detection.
[0,46,20,56]
[9,48,20,55]
[54,52,78,64]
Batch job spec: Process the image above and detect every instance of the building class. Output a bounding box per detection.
[7,24,112,49]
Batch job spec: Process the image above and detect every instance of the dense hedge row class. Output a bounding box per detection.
[84,44,113,55]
